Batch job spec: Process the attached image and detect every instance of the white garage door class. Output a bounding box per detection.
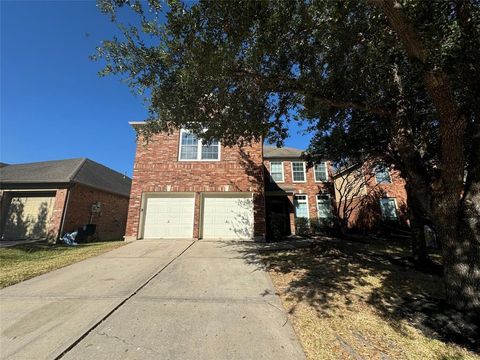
[3,195,55,240]
[143,194,195,239]
[202,195,254,240]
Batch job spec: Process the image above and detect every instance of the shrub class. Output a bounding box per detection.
[295,217,311,236]
[269,213,286,241]
[310,217,334,235]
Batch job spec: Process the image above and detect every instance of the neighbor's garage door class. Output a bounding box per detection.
[202,194,254,240]
[3,194,55,240]
[142,194,195,239]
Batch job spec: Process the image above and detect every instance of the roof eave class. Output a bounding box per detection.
[264,155,304,160]
[129,121,146,129]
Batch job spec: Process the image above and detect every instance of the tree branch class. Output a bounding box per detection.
[232,69,393,117]
[373,0,467,206]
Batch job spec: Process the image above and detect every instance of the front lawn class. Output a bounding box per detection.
[0,241,124,288]
[261,238,479,360]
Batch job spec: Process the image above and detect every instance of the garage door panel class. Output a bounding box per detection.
[3,195,55,240]
[202,196,254,240]
[143,195,195,239]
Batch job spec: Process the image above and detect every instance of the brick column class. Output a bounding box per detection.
[48,188,69,242]
[287,194,296,235]
[193,192,201,239]
[253,192,266,241]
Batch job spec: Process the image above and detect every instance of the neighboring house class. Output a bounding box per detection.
[332,161,408,230]
[125,123,333,241]
[0,158,132,242]
[263,146,333,238]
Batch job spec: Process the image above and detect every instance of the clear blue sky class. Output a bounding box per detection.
[1,1,312,177]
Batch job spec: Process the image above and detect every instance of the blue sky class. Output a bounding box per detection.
[1,1,312,176]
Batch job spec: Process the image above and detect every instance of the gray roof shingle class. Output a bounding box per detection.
[263,145,304,159]
[0,158,131,197]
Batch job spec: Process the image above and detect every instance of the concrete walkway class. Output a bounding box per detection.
[0,240,305,360]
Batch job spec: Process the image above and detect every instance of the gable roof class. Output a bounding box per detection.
[263,145,304,159]
[0,158,132,197]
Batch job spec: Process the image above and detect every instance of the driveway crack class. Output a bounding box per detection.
[95,330,162,356]
[54,241,196,359]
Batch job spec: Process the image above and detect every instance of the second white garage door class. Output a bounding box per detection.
[143,194,195,239]
[202,194,254,240]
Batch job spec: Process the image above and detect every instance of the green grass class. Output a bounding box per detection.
[0,241,124,288]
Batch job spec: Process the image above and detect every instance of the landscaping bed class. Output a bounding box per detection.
[0,241,124,288]
[261,237,479,360]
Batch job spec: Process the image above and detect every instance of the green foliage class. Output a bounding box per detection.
[310,217,334,235]
[269,213,286,241]
[295,217,310,237]
[93,0,479,166]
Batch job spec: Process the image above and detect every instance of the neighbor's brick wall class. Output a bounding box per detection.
[47,188,69,241]
[264,159,334,220]
[126,130,265,239]
[62,184,129,240]
[337,166,409,230]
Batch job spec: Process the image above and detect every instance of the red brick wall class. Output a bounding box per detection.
[126,130,265,239]
[337,166,409,230]
[62,184,129,241]
[47,188,68,241]
[264,159,333,220]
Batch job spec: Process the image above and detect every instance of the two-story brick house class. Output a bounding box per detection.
[332,162,409,230]
[124,124,333,241]
[125,124,266,241]
[263,146,333,238]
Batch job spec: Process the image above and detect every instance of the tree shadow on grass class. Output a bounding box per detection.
[231,237,479,354]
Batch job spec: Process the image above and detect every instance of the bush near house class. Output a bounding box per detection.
[295,218,311,236]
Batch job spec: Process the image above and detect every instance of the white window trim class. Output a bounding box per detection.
[178,129,221,161]
[316,194,332,218]
[379,197,398,220]
[291,161,307,183]
[314,161,329,182]
[269,161,284,183]
[294,194,310,219]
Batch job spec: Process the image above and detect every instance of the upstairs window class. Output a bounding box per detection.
[316,195,332,218]
[292,161,306,182]
[270,161,284,182]
[179,130,220,161]
[375,163,391,184]
[379,198,398,220]
[201,139,220,160]
[314,162,328,182]
[294,195,309,218]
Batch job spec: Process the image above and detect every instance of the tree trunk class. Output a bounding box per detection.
[438,213,480,312]
[410,210,428,264]
[445,117,480,311]
[374,0,477,311]
[403,180,428,263]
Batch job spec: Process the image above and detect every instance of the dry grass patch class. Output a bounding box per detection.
[0,241,124,288]
[261,239,479,360]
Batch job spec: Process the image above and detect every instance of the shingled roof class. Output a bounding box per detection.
[0,158,131,197]
[263,145,304,159]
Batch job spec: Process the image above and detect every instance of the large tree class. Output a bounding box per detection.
[94,0,480,311]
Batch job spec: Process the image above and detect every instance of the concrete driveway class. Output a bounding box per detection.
[0,240,305,360]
